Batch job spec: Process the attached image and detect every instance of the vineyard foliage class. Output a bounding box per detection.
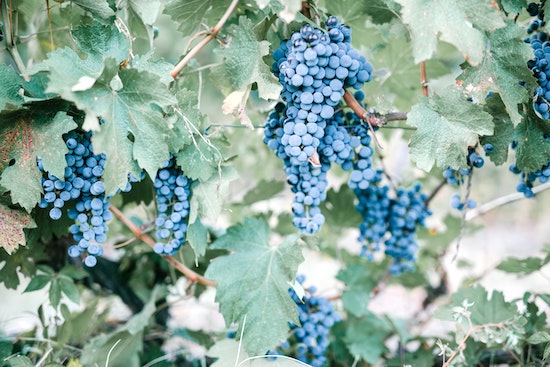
[0,0,550,366]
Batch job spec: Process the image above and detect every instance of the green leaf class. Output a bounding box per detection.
[7,356,34,367]
[187,217,208,263]
[337,263,387,317]
[320,186,362,228]
[0,112,77,211]
[395,0,505,65]
[407,89,494,171]
[23,274,51,292]
[344,313,390,364]
[189,165,238,223]
[127,0,162,26]
[0,203,36,254]
[0,246,43,289]
[514,112,550,173]
[175,140,222,182]
[0,64,25,111]
[480,94,514,166]
[59,265,88,280]
[131,52,174,86]
[68,59,176,193]
[80,331,143,367]
[72,22,130,65]
[458,23,534,125]
[71,0,115,20]
[528,331,550,344]
[241,179,285,206]
[435,285,521,325]
[207,339,249,367]
[49,279,62,309]
[211,17,281,101]
[59,276,80,304]
[122,286,159,334]
[164,0,230,36]
[496,257,546,276]
[205,217,304,356]
[498,0,527,13]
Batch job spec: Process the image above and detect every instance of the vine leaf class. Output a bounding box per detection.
[164,0,230,36]
[344,313,391,364]
[189,166,238,224]
[254,0,301,23]
[514,111,550,173]
[499,0,527,13]
[0,64,24,111]
[407,89,494,171]
[480,94,514,166]
[211,16,281,101]
[459,23,534,125]
[395,0,505,65]
[187,217,208,263]
[72,22,131,65]
[0,112,77,211]
[0,203,36,254]
[204,217,304,356]
[71,0,115,20]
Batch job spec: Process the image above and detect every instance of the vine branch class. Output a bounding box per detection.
[170,0,240,79]
[1,0,25,73]
[420,61,428,97]
[109,205,217,287]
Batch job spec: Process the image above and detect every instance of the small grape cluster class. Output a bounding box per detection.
[264,16,373,234]
[525,1,550,118]
[152,157,192,256]
[37,130,135,267]
[443,145,491,211]
[267,275,340,367]
[353,171,431,274]
[0,22,4,42]
[509,136,550,197]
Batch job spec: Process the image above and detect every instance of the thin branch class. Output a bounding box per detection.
[170,0,240,79]
[425,178,447,207]
[109,205,217,287]
[1,0,25,73]
[465,181,550,221]
[420,61,428,97]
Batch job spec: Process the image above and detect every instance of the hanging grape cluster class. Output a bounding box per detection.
[37,130,136,267]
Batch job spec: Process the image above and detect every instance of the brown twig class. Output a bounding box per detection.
[420,61,428,97]
[425,178,447,207]
[170,0,240,79]
[109,205,217,287]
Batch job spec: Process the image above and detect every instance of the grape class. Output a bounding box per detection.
[152,156,192,256]
[37,129,140,267]
[269,275,340,367]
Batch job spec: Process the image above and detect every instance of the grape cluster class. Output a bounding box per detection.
[265,16,373,234]
[152,157,192,256]
[353,171,431,274]
[37,130,135,267]
[509,135,550,197]
[525,1,550,118]
[267,275,340,367]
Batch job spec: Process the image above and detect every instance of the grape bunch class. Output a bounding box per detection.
[525,1,550,118]
[267,275,340,367]
[265,16,373,234]
[37,130,136,267]
[353,171,431,274]
[152,157,192,256]
[442,145,489,210]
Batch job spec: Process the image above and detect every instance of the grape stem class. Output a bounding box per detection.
[170,0,240,79]
[0,0,26,73]
[420,61,428,97]
[109,205,217,287]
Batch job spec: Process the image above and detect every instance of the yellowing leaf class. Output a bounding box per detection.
[0,203,36,254]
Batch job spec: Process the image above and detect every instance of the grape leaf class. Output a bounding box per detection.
[71,0,115,20]
[189,166,238,224]
[514,112,550,173]
[175,140,223,182]
[0,112,77,211]
[57,58,176,194]
[132,52,174,86]
[407,89,494,171]
[459,23,534,125]
[211,17,281,101]
[204,217,304,356]
[480,94,514,166]
[164,0,230,36]
[344,313,390,364]
[187,218,208,263]
[0,203,36,254]
[337,263,387,317]
[498,0,528,13]
[0,245,45,289]
[72,22,130,65]
[241,179,285,206]
[435,285,523,326]
[497,256,548,276]
[127,0,161,26]
[320,186,362,229]
[395,0,505,65]
[0,64,24,111]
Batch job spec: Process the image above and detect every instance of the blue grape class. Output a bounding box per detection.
[37,129,140,267]
[270,275,340,367]
[153,156,192,256]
